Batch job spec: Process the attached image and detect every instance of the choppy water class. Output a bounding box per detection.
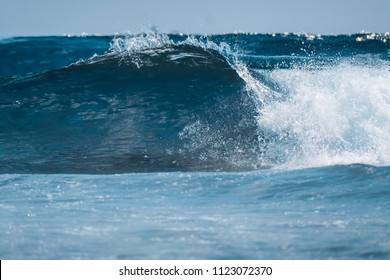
[1,32,389,259]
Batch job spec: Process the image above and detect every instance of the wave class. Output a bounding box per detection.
[0,34,260,173]
[0,33,390,173]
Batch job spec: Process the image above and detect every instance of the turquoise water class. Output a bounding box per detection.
[1,165,389,259]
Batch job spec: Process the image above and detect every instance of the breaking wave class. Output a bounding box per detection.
[0,32,389,173]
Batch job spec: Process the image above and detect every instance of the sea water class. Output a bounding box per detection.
[0,32,389,259]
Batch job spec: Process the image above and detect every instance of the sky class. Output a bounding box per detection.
[0,0,389,37]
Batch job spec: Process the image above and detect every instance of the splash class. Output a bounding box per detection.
[109,32,172,54]
[256,61,390,169]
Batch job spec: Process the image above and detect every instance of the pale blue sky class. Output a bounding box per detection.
[0,0,389,36]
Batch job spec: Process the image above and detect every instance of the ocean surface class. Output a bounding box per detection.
[0,32,389,259]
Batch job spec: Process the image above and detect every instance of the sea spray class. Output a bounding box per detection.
[257,61,390,169]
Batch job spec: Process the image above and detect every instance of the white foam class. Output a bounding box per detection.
[109,32,172,54]
[255,61,390,169]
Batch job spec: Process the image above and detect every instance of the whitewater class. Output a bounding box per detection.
[0,32,389,259]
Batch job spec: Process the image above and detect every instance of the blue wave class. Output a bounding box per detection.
[0,39,259,173]
[1,33,390,173]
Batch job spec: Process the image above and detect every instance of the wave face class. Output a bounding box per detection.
[1,33,390,173]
